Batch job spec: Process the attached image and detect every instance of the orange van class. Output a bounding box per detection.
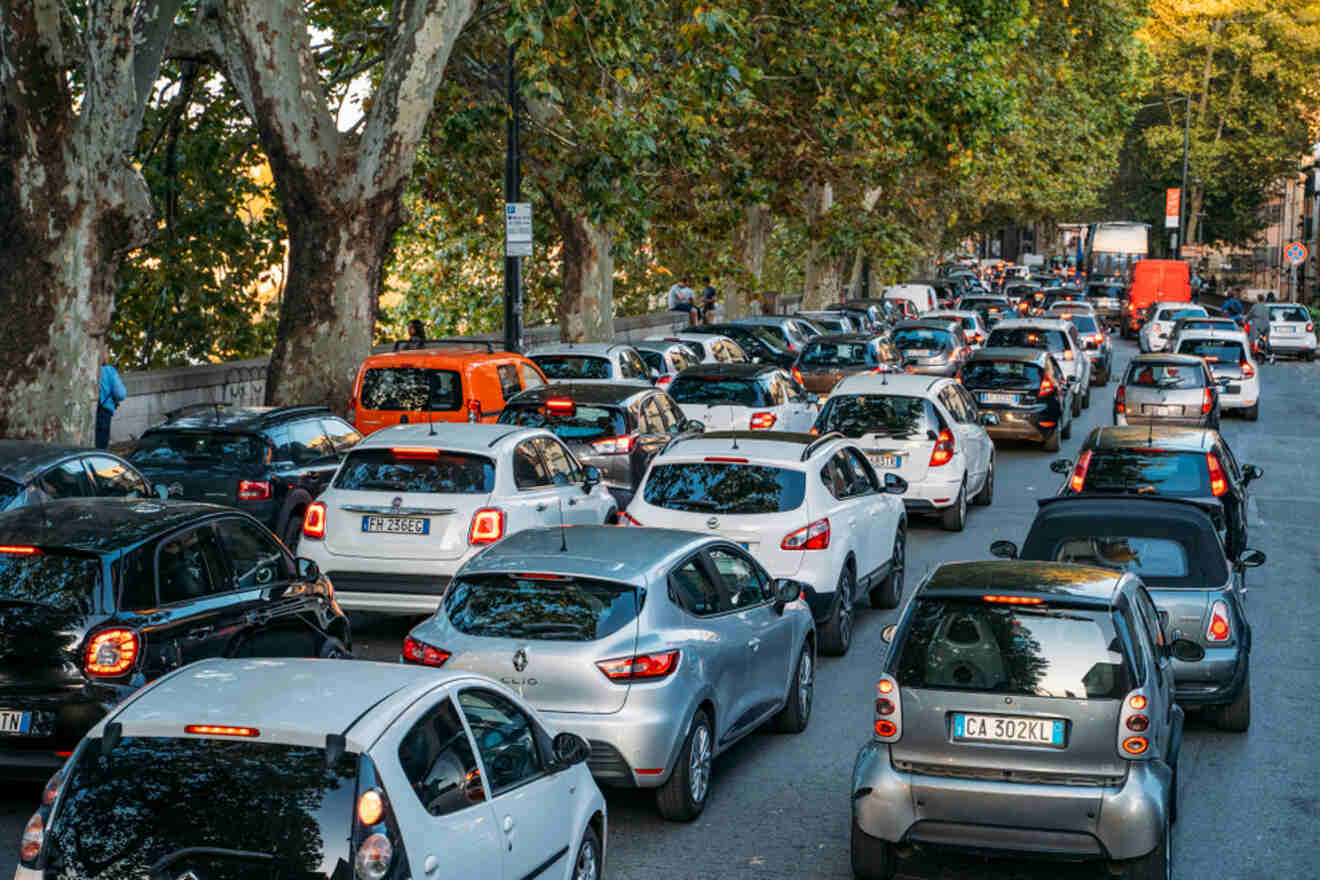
[1123,259,1191,337]
[348,340,549,434]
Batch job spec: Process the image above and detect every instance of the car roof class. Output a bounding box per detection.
[804,333,879,344]
[459,526,722,586]
[1128,353,1206,366]
[967,346,1051,364]
[677,362,779,379]
[893,319,957,331]
[920,560,1121,606]
[1084,425,1216,452]
[151,404,331,432]
[363,346,524,366]
[0,441,102,484]
[831,372,946,395]
[632,341,690,354]
[358,422,542,452]
[647,332,733,344]
[1171,329,1248,342]
[527,343,631,356]
[506,383,651,407]
[992,318,1071,330]
[0,499,231,555]
[660,431,832,463]
[928,310,980,319]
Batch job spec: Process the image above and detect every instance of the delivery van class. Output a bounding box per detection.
[1123,259,1191,338]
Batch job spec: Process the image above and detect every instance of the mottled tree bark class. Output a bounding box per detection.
[549,196,615,343]
[802,181,837,309]
[730,204,772,319]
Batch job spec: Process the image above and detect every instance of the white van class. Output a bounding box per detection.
[883,283,938,315]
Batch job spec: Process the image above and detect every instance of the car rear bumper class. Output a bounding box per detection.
[982,408,1055,442]
[0,684,132,777]
[540,700,688,789]
[325,571,455,614]
[900,473,963,513]
[1172,644,1248,707]
[1114,412,1213,429]
[1264,336,1316,353]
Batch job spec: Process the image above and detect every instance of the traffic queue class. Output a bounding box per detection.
[4,264,1299,880]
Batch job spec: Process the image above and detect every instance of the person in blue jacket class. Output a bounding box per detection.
[97,361,127,449]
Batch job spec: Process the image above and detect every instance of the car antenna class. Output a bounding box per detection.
[558,498,569,552]
[428,414,436,436]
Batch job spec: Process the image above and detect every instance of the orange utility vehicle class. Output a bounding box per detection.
[1123,259,1191,338]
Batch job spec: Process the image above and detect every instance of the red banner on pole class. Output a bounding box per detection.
[1165,188,1181,229]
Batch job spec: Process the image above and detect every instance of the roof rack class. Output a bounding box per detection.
[800,432,844,461]
[393,338,497,353]
[162,402,231,423]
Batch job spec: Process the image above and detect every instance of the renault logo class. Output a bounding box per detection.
[512,648,528,672]
[392,496,403,511]
[706,517,719,529]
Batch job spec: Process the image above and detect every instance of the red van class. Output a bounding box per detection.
[1123,260,1191,337]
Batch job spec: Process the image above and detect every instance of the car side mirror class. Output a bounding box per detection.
[154,484,170,500]
[989,540,1018,559]
[883,473,908,495]
[771,577,804,614]
[881,624,897,644]
[1242,464,1263,483]
[1049,459,1073,474]
[979,412,1000,427]
[551,731,592,768]
[582,465,602,493]
[296,557,320,581]
[1237,548,1266,568]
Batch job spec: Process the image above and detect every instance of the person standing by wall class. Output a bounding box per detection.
[97,360,127,449]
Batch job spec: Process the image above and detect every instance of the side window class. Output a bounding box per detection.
[213,517,294,589]
[707,547,770,607]
[621,350,648,379]
[669,557,727,616]
[821,452,856,500]
[280,420,335,465]
[845,448,880,492]
[536,437,582,485]
[655,394,683,431]
[939,388,970,423]
[512,440,553,489]
[457,689,545,795]
[1217,441,1243,482]
[157,527,225,604]
[321,419,362,454]
[39,460,94,499]
[117,549,157,611]
[496,364,522,400]
[640,396,667,434]
[520,362,547,390]
[397,697,485,816]
[86,456,150,498]
[955,385,980,419]
[1133,588,1165,652]
[1114,608,1147,685]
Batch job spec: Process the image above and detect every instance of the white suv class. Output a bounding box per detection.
[299,423,617,613]
[1247,301,1317,360]
[625,432,906,656]
[528,342,653,385]
[813,372,997,532]
[1140,303,1207,352]
[1171,329,1262,420]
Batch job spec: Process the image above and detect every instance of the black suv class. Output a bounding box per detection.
[128,405,361,550]
[687,323,797,367]
[0,442,158,510]
[0,499,349,777]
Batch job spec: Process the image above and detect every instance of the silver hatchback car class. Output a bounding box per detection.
[404,526,816,821]
[852,561,1181,879]
[1114,354,1220,430]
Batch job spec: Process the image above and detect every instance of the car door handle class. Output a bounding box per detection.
[568,498,577,506]
[747,638,761,651]
[423,855,439,875]
[188,626,213,639]
[503,815,514,834]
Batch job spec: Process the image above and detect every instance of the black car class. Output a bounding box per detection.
[956,295,1014,327]
[128,405,361,550]
[687,323,797,367]
[0,499,349,777]
[1051,426,1261,559]
[961,347,1072,450]
[499,383,702,509]
[0,442,159,510]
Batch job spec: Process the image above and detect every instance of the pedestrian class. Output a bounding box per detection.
[700,277,718,323]
[97,359,127,450]
[1223,289,1244,318]
[668,278,696,325]
[402,318,427,350]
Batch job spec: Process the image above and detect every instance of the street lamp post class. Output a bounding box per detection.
[503,42,524,354]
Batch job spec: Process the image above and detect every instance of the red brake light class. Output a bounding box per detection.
[1206,453,1227,497]
[929,429,954,467]
[0,545,40,555]
[1308,322,1315,333]
[749,411,777,430]
[596,650,680,681]
[782,518,830,550]
[184,725,259,737]
[656,374,673,387]
[1128,694,1148,710]
[1201,388,1213,415]
[545,397,576,414]
[237,480,272,501]
[402,634,451,667]
[982,595,1044,605]
[468,508,505,544]
[1207,600,1231,642]
[1122,736,1149,755]
[20,812,42,863]
[1115,385,1126,413]
[873,719,898,737]
[792,367,805,385]
[302,502,327,540]
[1069,450,1092,493]
[591,434,637,455]
[1038,374,1056,398]
[620,510,642,526]
[1126,714,1150,732]
[357,790,385,826]
[84,629,139,677]
[704,456,749,463]
[391,447,440,459]
[873,675,901,741]
[1239,360,1255,378]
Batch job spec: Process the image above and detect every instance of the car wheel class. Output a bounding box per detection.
[1215,675,1250,732]
[851,821,897,880]
[1123,808,1171,880]
[318,636,351,659]
[283,513,303,554]
[940,482,967,532]
[1244,402,1259,422]
[821,567,855,656]
[1082,385,1092,409]
[1044,428,1061,452]
[656,710,713,821]
[773,644,814,733]
[871,525,905,609]
[573,824,602,880]
[972,458,994,506]
[1071,391,1082,417]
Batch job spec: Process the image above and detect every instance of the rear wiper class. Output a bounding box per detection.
[676,500,720,512]
[358,479,409,490]
[521,623,584,634]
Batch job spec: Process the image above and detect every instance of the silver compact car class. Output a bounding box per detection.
[852,561,1181,879]
[1114,354,1219,429]
[888,319,969,377]
[404,526,816,821]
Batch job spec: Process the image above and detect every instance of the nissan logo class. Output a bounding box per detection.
[512,648,528,672]
[706,517,719,529]
[1004,696,1014,705]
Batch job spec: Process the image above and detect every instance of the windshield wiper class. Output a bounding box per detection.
[358,479,410,490]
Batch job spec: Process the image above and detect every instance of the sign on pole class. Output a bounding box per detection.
[1164,188,1181,229]
[505,202,533,258]
[1285,242,1308,266]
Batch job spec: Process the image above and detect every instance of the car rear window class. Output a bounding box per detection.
[643,462,806,513]
[668,376,770,407]
[1125,362,1204,389]
[500,404,628,443]
[130,431,267,466]
[48,736,356,879]
[334,449,494,493]
[1052,536,1190,579]
[360,366,461,412]
[0,552,98,613]
[533,355,612,380]
[891,328,953,350]
[1269,306,1309,322]
[799,341,874,367]
[987,328,1068,352]
[444,573,640,641]
[817,394,934,438]
[961,360,1043,390]
[1062,314,1098,334]
[1164,308,1205,321]
[1175,339,1245,364]
[894,599,1132,700]
[1082,450,1211,496]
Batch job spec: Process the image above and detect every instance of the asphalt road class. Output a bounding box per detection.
[3,337,1317,878]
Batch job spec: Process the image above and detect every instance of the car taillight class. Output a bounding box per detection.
[1090,334,1104,345]
[184,724,260,737]
[657,374,673,387]
[468,508,505,544]
[303,502,327,539]
[1038,374,1056,397]
[351,758,405,880]
[1206,600,1231,642]
[749,411,777,430]
[1206,453,1227,497]
[1201,388,1213,415]
[19,812,42,863]
[591,434,637,455]
[466,398,482,423]
[781,518,830,550]
[237,480,272,501]
[1308,322,1315,333]
[41,762,67,807]
[792,367,805,385]
[84,629,139,677]
[1115,385,1126,413]
[1240,360,1255,378]
[620,510,643,526]
[1119,689,1151,758]
[596,650,680,681]
[402,634,451,667]
[1069,450,1092,493]
[929,429,954,467]
[873,675,901,742]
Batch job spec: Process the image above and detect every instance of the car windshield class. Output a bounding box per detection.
[131,431,266,466]
[445,573,640,641]
[1082,450,1211,496]
[894,599,1132,700]
[643,462,806,513]
[1175,339,1245,365]
[500,404,628,442]
[668,376,769,407]
[0,551,98,613]
[891,328,953,351]
[988,328,1068,353]
[962,360,1043,390]
[799,341,875,367]
[1177,320,1230,332]
[1269,306,1309,322]
[48,737,356,880]
[334,449,494,493]
[1126,362,1204,389]
[533,355,612,380]
[1052,536,1190,578]
[817,394,932,438]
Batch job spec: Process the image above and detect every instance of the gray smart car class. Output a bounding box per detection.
[852,560,1181,879]
[404,526,816,821]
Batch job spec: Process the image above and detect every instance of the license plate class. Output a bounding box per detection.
[361,515,430,535]
[953,713,1065,747]
[869,453,901,468]
[906,349,933,357]
[980,392,1017,406]
[1142,404,1179,416]
[0,710,32,735]
[1225,384,1241,394]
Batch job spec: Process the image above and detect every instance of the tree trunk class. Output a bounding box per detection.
[730,204,772,319]
[802,181,836,309]
[550,198,615,343]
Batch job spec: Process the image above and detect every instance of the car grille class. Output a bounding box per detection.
[587,740,634,784]
[894,759,1123,788]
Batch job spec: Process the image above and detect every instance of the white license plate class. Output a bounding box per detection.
[0,710,32,735]
[869,453,901,469]
[1142,404,1179,416]
[906,349,934,357]
[361,515,430,535]
[953,713,1065,747]
[1274,326,1295,334]
[981,392,1017,405]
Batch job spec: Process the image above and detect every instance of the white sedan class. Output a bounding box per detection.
[666,363,818,432]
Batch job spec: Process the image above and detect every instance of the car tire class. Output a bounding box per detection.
[1044,428,1061,452]
[1082,385,1092,410]
[1071,392,1082,418]
[573,823,602,880]
[1123,809,1171,880]
[851,821,897,880]
[871,525,905,609]
[318,636,351,659]
[1244,402,1259,422]
[1215,675,1250,732]
[940,483,967,532]
[972,458,994,506]
[656,710,713,822]
[283,513,304,554]
[821,567,855,656]
[773,644,814,733]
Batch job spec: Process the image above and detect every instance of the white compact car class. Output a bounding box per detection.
[528,342,653,385]
[986,318,1093,414]
[1247,301,1318,360]
[667,363,818,432]
[646,332,749,364]
[812,372,996,532]
[299,422,617,613]
[626,432,906,656]
[1172,329,1261,420]
[1140,302,1207,352]
[13,659,606,880]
